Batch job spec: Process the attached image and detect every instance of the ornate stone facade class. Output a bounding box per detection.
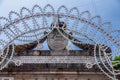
[0,30,111,80]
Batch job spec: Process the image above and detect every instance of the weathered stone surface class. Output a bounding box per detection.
[47,29,68,51]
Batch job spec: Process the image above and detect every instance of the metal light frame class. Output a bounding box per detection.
[0,4,120,80]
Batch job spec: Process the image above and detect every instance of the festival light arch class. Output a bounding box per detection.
[0,4,120,80]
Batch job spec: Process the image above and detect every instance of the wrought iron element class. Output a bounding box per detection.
[0,4,120,80]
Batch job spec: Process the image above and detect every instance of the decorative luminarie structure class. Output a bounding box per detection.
[0,4,120,80]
